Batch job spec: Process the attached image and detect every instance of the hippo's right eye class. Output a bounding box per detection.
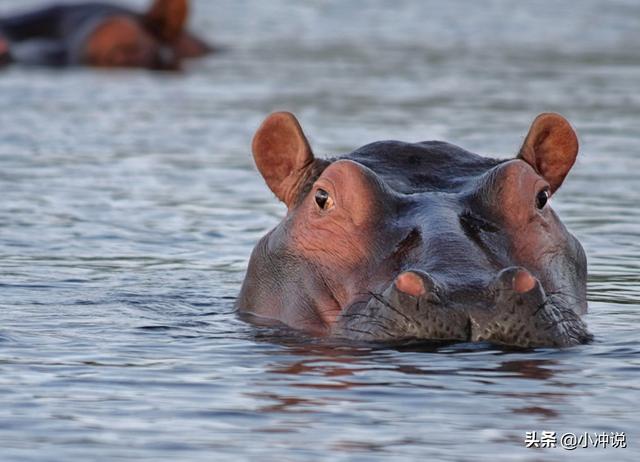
[314,189,334,211]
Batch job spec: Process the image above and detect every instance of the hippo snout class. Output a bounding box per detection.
[334,270,471,344]
[335,267,591,348]
[470,267,592,347]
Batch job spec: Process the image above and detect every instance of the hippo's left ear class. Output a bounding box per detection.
[252,112,315,207]
[143,0,188,42]
[518,113,579,194]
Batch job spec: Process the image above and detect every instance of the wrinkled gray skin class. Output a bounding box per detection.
[238,112,592,348]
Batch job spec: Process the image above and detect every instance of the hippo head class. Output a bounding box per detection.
[237,112,591,348]
[82,0,209,69]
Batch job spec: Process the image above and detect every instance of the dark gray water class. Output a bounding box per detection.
[1,0,639,460]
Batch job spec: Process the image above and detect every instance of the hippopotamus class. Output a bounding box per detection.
[236,112,592,348]
[0,0,210,70]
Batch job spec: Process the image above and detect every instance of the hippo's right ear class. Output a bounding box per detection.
[144,0,188,42]
[252,112,315,207]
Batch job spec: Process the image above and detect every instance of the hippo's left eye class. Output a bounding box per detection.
[314,188,335,211]
[536,188,550,210]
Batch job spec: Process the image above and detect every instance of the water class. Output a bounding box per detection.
[1,0,639,460]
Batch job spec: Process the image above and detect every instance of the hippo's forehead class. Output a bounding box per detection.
[344,140,503,194]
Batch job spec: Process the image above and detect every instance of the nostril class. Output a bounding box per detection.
[513,269,536,293]
[395,271,426,297]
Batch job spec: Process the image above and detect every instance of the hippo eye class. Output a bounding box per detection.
[536,189,550,210]
[314,188,334,211]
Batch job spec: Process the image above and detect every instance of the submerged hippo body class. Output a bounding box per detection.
[237,112,591,348]
[0,0,211,70]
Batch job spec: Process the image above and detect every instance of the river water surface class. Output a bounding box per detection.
[0,1,639,461]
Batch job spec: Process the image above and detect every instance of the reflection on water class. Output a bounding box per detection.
[1,0,639,461]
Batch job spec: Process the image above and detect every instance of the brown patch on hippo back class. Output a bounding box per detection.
[144,0,189,42]
[0,38,9,56]
[0,38,11,66]
[83,16,157,68]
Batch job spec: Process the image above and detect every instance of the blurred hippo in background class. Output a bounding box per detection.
[0,0,211,70]
[237,112,592,348]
